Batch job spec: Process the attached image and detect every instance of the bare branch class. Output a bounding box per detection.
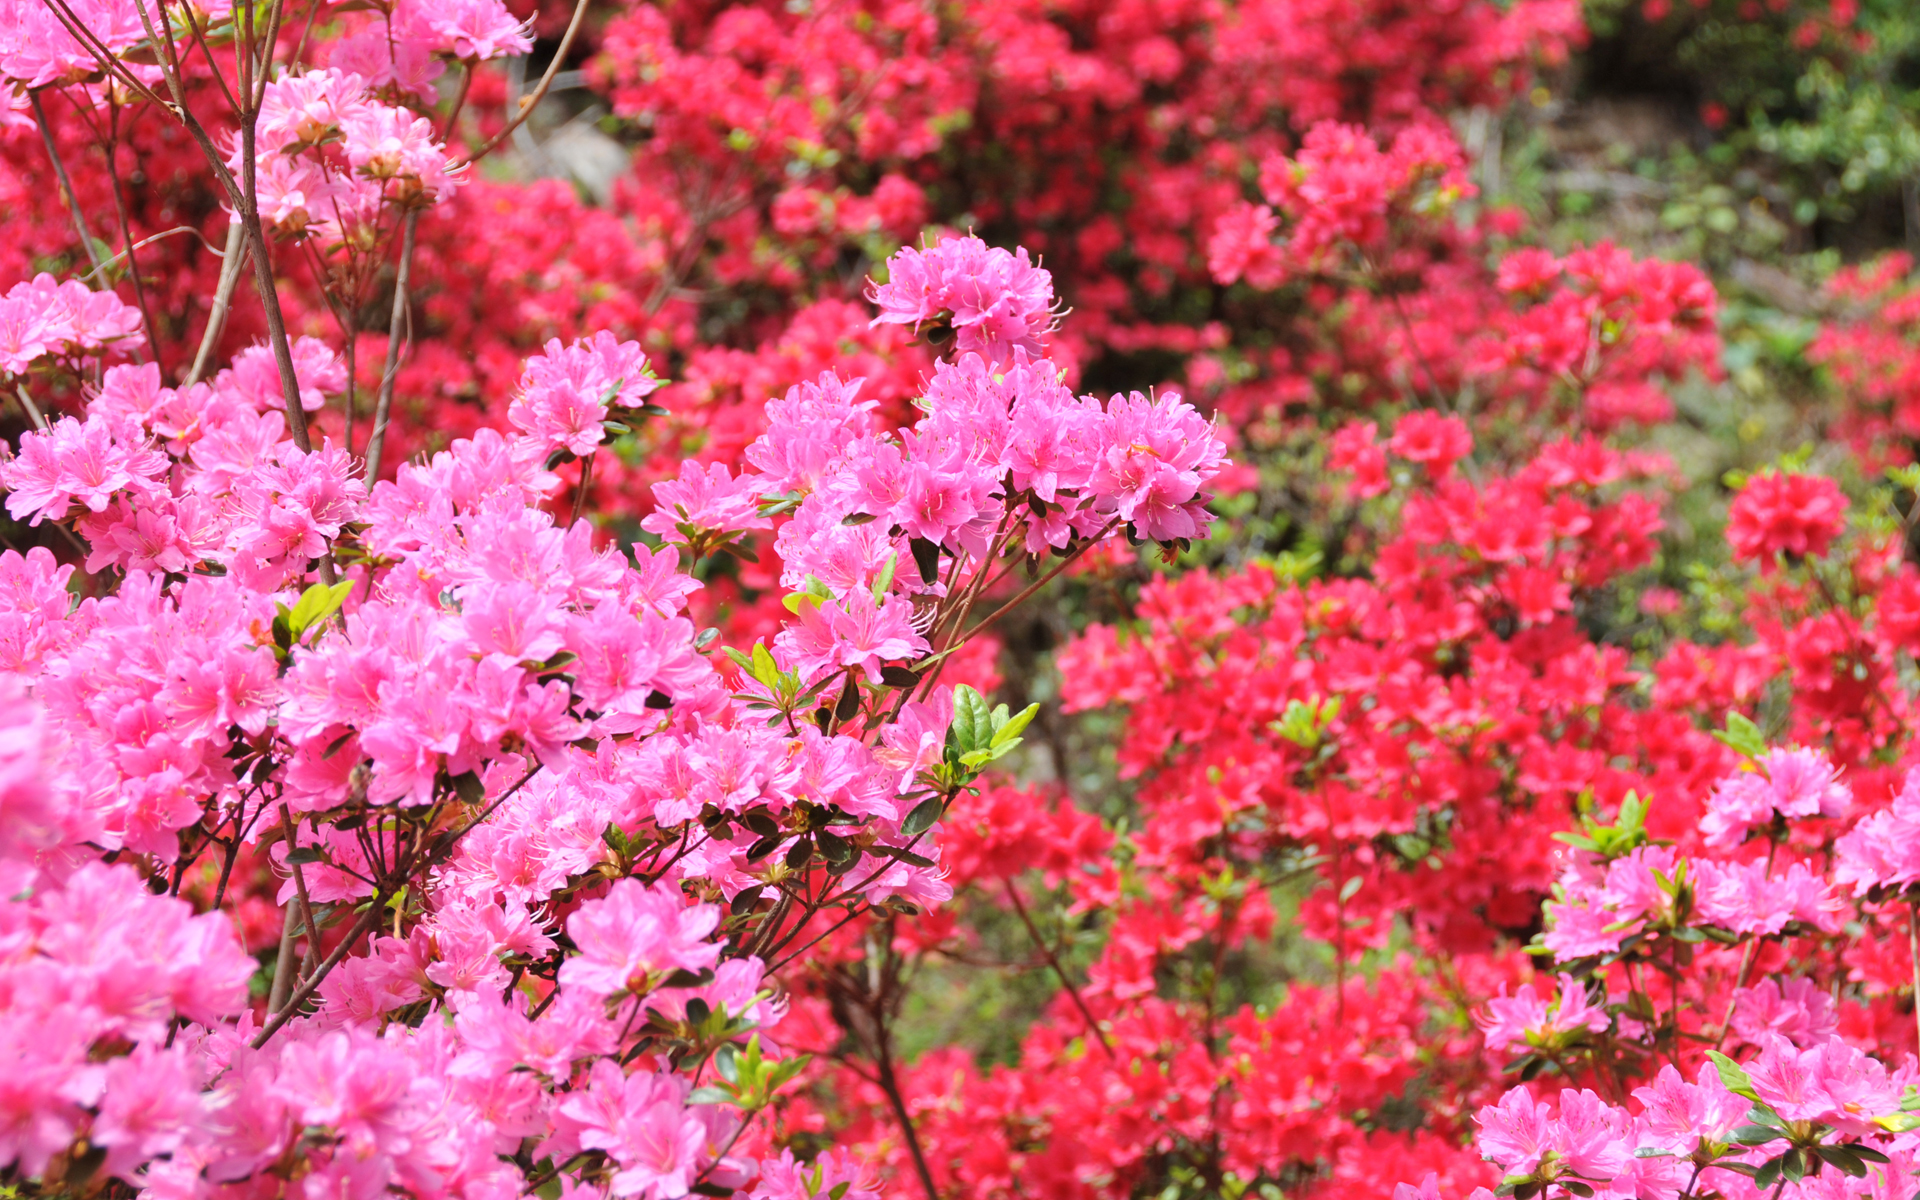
[452,0,591,170]
[185,220,246,387]
[363,206,419,481]
[29,89,105,273]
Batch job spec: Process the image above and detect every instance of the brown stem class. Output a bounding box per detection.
[266,900,299,1014]
[102,115,162,368]
[1004,877,1113,1057]
[570,451,595,524]
[363,206,419,481]
[952,519,1121,647]
[29,89,104,272]
[238,127,316,457]
[453,0,592,170]
[1909,899,1920,1066]
[871,1007,940,1200]
[280,804,322,977]
[252,897,386,1046]
[441,61,474,144]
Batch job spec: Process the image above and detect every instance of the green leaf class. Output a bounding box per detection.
[1708,1051,1760,1101]
[715,1043,739,1085]
[450,770,486,805]
[1731,1125,1784,1146]
[686,1087,733,1105]
[950,685,992,755]
[287,580,354,641]
[990,702,1039,748]
[871,553,897,604]
[750,643,779,687]
[1815,1145,1868,1178]
[910,536,941,584]
[902,796,943,837]
[1713,713,1767,760]
[816,828,852,864]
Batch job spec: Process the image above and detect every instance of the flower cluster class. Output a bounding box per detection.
[0,228,1226,1200]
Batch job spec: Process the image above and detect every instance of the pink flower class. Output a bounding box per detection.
[1730,978,1838,1049]
[221,337,346,415]
[557,879,723,998]
[556,1061,716,1200]
[868,235,1058,364]
[91,1044,204,1181]
[774,590,929,686]
[1835,765,1920,897]
[1477,974,1610,1054]
[1693,858,1843,936]
[1,413,167,523]
[1089,390,1227,542]
[751,1149,881,1200]
[509,333,660,461]
[641,461,772,546]
[1206,203,1286,288]
[1474,1086,1555,1176]
[1631,1063,1746,1154]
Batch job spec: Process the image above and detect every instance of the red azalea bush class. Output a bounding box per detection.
[11,2,1920,1200]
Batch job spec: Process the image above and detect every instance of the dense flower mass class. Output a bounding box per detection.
[7,0,1920,1198]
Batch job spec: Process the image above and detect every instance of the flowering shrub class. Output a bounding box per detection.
[11,0,1920,1199]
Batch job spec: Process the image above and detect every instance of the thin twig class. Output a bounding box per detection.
[570,452,595,524]
[186,221,246,387]
[280,804,322,977]
[29,89,104,272]
[1909,898,1920,1065]
[953,519,1121,647]
[363,206,419,480]
[102,107,162,366]
[266,901,301,1015]
[868,961,940,1200]
[252,898,386,1046]
[14,386,48,432]
[77,224,220,284]
[1004,877,1114,1057]
[452,0,591,170]
[440,61,474,144]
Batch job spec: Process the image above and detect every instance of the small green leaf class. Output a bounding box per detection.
[990,702,1039,747]
[750,643,779,687]
[1713,714,1767,761]
[287,580,354,640]
[950,685,992,754]
[1708,1050,1760,1102]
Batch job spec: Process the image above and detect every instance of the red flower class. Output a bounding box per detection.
[1726,471,1848,570]
[1389,411,1474,479]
